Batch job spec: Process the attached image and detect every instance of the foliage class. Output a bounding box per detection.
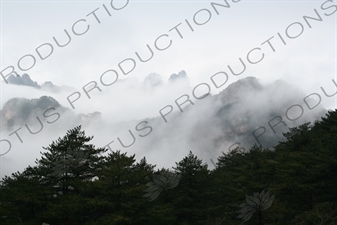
[143,171,181,201]
[1,110,337,224]
[237,190,275,223]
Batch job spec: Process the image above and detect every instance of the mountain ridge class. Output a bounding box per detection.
[0,76,328,155]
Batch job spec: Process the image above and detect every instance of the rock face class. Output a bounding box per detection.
[212,77,326,149]
[168,70,189,83]
[0,96,64,130]
[0,96,100,131]
[211,77,306,149]
[7,74,40,88]
[6,74,74,93]
[137,76,327,156]
[0,76,327,155]
[216,77,263,104]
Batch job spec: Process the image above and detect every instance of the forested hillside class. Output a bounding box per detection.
[0,110,336,225]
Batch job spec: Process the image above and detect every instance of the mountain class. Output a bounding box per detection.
[6,74,75,93]
[133,77,327,158]
[168,70,189,84]
[0,96,64,131]
[143,73,164,87]
[0,76,327,156]
[0,96,100,131]
[41,81,75,93]
[7,74,40,88]
[211,77,319,149]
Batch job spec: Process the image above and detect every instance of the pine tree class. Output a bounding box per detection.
[0,166,50,224]
[172,151,210,225]
[36,126,106,195]
[91,150,156,224]
[34,126,107,224]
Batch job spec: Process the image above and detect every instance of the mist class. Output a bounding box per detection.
[1,70,333,179]
[1,0,336,180]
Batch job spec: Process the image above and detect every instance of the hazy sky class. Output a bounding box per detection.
[0,0,336,177]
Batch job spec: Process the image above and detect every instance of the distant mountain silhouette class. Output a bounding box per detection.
[137,76,327,155]
[1,76,327,155]
[168,70,189,83]
[0,96,100,131]
[211,77,319,149]
[1,96,64,130]
[143,73,164,87]
[6,74,75,93]
[7,74,40,88]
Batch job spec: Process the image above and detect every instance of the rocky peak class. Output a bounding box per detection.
[7,74,40,88]
[143,73,163,87]
[217,76,263,103]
